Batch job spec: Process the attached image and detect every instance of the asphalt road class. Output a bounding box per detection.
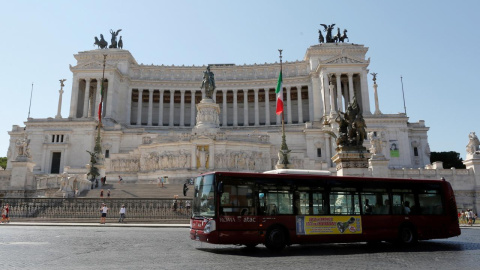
[1,226,479,270]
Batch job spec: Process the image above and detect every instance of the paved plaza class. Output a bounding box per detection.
[1,224,479,270]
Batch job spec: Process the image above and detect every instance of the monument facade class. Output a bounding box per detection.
[6,31,432,184]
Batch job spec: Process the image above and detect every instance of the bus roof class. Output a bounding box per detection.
[263,169,332,176]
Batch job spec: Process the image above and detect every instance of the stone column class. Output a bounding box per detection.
[373,82,382,115]
[213,90,217,102]
[233,89,238,127]
[209,144,215,169]
[137,89,143,125]
[158,90,164,126]
[83,79,90,118]
[335,73,343,112]
[264,88,270,126]
[360,70,371,115]
[190,90,195,126]
[322,72,331,117]
[180,90,185,126]
[297,86,303,123]
[254,88,259,126]
[309,83,317,122]
[191,144,197,169]
[329,77,335,116]
[347,73,354,103]
[169,90,174,126]
[222,90,227,126]
[55,82,64,119]
[148,89,153,126]
[69,78,79,118]
[243,89,249,126]
[126,88,132,125]
[286,86,292,124]
[94,79,102,118]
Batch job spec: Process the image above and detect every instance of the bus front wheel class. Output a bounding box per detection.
[398,226,417,245]
[265,227,286,251]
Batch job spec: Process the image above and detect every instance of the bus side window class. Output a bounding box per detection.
[418,190,443,215]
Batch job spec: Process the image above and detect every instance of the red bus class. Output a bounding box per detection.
[190,171,460,251]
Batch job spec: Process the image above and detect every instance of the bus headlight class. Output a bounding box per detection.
[204,220,216,234]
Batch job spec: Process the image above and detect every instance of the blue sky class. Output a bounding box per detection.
[0,1,478,161]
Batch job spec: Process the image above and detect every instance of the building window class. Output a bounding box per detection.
[105,150,110,158]
[317,148,322,157]
[51,134,65,143]
[413,147,418,157]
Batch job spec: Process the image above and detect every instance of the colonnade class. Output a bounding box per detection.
[127,86,310,127]
[69,78,107,119]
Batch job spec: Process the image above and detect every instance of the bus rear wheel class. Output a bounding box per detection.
[398,226,417,245]
[265,227,286,251]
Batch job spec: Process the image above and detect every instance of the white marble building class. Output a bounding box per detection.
[6,42,432,182]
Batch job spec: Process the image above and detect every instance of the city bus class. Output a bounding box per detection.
[190,171,460,251]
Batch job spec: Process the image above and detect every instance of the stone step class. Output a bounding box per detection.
[80,183,193,199]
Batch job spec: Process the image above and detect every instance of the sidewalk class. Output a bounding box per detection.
[0,221,190,228]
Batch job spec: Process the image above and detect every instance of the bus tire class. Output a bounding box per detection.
[265,227,287,251]
[398,225,417,245]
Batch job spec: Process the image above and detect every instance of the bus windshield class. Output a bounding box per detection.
[192,174,216,218]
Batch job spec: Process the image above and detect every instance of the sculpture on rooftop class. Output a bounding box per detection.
[319,24,349,44]
[109,29,122,49]
[94,34,108,49]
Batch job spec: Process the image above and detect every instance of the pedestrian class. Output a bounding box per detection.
[75,188,79,198]
[173,195,178,211]
[157,177,161,187]
[104,176,107,185]
[186,200,191,211]
[5,203,10,223]
[107,189,111,199]
[119,205,126,223]
[100,203,108,224]
[118,175,123,184]
[469,209,475,226]
[161,176,165,188]
[1,206,7,223]
[100,189,104,198]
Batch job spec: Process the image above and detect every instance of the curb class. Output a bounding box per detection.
[0,222,190,228]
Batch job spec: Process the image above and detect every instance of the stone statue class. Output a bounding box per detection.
[318,29,325,43]
[109,29,122,49]
[320,24,336,43]
[339,29,349,43]
[466,132,480,155]
[370,72,378,83]
[94,34,108,49]
[201,66,216,99]
[118,36,123,49]
[334,96,367,150]
[15,134,30,159]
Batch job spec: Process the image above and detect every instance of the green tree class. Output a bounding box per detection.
[430,151,466,169]
[0,157,6,169]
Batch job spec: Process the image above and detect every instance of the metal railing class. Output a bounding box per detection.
[0,198,192,221]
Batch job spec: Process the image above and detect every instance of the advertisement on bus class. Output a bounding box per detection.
[296,216,362,235]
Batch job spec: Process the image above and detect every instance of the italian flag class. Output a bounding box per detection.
[275,71,283,115]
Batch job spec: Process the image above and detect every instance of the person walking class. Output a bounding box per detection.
[100,203,108,224]
[119,205,126,223]
[118,175,123,184]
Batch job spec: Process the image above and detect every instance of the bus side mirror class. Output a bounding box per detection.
[217,181,224,194]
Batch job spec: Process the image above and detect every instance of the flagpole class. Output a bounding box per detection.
[277,49,291,169]
[28,83,34,118]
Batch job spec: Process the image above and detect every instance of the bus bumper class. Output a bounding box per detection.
[190,229,219,243]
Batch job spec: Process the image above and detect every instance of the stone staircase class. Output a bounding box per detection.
[80,183,192,199]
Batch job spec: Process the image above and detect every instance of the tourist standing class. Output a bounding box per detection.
[119,205,126,223]
[157,177,161,187]
[5,203,10,223]
[1,206,7,223]
[100,189,104,198]
[100,203,108,224]
[107,189,111,199]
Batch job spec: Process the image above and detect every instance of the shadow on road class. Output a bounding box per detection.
[195,240,480,257]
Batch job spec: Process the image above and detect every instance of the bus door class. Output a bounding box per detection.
[258,188,295,237]
[360,188,392,240]
[218,182,259,243]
